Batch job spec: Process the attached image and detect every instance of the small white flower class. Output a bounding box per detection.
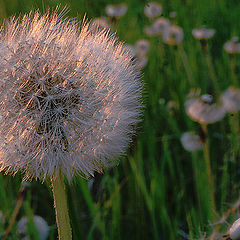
[0,9,142,180]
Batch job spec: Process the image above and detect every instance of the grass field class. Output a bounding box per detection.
[0,0,240,239]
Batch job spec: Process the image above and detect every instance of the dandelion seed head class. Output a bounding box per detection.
[181,132,203,152]
[134,39,150,57]
[229,218,240,240]
[224,37,240,54]
[0,9,142,180]
[192,26,215,40]
[185,91,226,124]
[17,215,49,240]
[221,87,240,112]
[105,4,127,17]
[163,25,183,45]
[135,55,148,69]
[152,18,171,36]
[144,2,162,19]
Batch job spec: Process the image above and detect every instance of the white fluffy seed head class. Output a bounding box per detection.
[229,218,240,239]
[17,215,49,240]
[0,9,142,181]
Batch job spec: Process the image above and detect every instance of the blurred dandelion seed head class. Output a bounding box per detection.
[163,25,183,45]
[144,2,162,18]
[17,215,49,240]
[91,17,111,32]
[134,39,150,57]
[221,87,240,112]
[144,18,170,37]
[0,9,142,180]
[192,26,215,40]
[152,18,171,36]
[181,132,203,152]
[229,218,240,240]
[105,4,128,17]
[224,37,240,54]
[185,91,226,124]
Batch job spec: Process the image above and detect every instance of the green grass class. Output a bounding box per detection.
[0,0,240,239]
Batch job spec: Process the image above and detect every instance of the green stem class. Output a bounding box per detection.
[52,172,72,240]
[201,124,217,221]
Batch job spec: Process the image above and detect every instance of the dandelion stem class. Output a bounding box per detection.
[52,172,72,240]
[201,124,217,221]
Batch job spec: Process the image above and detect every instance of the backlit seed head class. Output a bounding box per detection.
[144,2,162,18]
[228,218,240,240]
[192,26,215,40]
[221,87,240,112]
[17,215,49,240]
[0,9,142,180]
[181,132,203,152]
[134,39,150,57]
[163,25,183,45]
[224,37,240,54]
[185,91,226,124]
[105,4,127,17]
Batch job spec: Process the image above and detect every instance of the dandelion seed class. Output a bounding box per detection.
[105,3,127,17]
[181,132,203,152]
[221,87,240,112]
[134,39,150,57]
[224,37,240,54]
[144,2,162,18]
[185,91,226,124]
[17,215,49,240]
[163,25,183,45]
[192,26,215,40]
[0,9,142,181]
